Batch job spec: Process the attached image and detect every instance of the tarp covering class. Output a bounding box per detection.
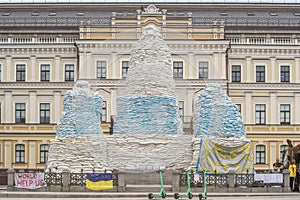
[196,138,254,173]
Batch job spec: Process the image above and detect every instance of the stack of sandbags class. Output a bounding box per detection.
[193,84,246,138]
[114,96,182,135]
[56,81,102,139]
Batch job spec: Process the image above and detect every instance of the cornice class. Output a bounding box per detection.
[0,46,77,55]
[0,82,74,90]
[228,83,300,91]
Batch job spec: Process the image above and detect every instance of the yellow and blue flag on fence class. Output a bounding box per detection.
[86,173,113,191]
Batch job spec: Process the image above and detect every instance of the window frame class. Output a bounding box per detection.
[280,104,290,125]
[101,101,107,123]
[15,103,26,124]
[256,145,266,164]
[65,64,75,81]
[40,103,50,124]
[198,61,209,79]
[122,61,129,78]
[231,65,241,82]
[255,104,266,125]
[15,144,25,163]
[280,65,290,82]
[255,65,265,82]
[97,61,107,79]
[39,144,49,164]
[16,64,26,81]
[40,64,50,82]
[173,61,184,78]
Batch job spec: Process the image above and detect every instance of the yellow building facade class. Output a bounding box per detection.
[0,2,300,171]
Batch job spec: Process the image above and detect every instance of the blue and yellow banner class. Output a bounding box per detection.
[86,173,113,191]
[196,138,254,174]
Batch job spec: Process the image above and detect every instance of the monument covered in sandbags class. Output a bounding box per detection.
[191,84,254,173]
[113,25,183,135]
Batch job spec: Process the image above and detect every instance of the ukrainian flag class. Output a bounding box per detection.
[86,173,113,191]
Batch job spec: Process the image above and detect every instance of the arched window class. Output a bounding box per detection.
[256,145,266,164]
[15,144,25,163]
[40,144,49,164]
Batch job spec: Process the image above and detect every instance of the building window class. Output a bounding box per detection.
[256,145,266,164]
[173,61,183,78]
[178,101,184,122]
[40,144,49,163]
[198,61,208,79]
[256,66,265,82]
[236,104,241,113]
[280,145,289,162]
[280,104,290,125]
[65,64,74,81]
[280,66,290,82]
[15,144,25,163]
[101,101,107,122]
[122,61,129,78]
[15,103,26,124]
[40,103,50,124]
[97,61,107,78]
[0,64,2,81]
[231,65,241,82]
[40,64,50,81]
[16,64,26,81]
[255,104,266,125]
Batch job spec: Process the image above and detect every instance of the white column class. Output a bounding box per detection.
[246,56,251,82]
[4,91,12,123]
[54,91,61,123]
[221,52,226,79]
[86,52,91,79]
[295,57,300,83]
[213,52,219,79]
[270,141,277,169]
[245,92,252,124]
[270,92,277,124]
[28,141,36,168]
[30,56,36,82]
[29,91,37,123]
[4,140,12,168]
[186,89,194,117]
[55,55,60,82]
[270,57,276,83]
[6,55,12,82]
[111,52,117,79]
[188,52,194,79]
[78,52,85,79]
[295,93,300,124]
[110,89,117,116]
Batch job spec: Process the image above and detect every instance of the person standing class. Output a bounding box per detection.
[289,160,297,192]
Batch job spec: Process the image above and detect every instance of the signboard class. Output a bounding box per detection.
[14,173,47,189]
[254,173,283,184]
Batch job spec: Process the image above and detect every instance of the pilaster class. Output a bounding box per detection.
[269,141,277,169]
[30,55,36,82]
[295,57,300,83]
[54,55,61,82]
[213,52,219,79]
[245,92,252,124]
[111,52,117,79]
[246,56,251,83]
[6,55,12,82]
[4,140,12,168]
[270,57,276,83]
[4,91,12,123]
[295,93,300,124]
[54,91,61,123]
[29,91,37,123]
[28,140,36,168]
[270,92,277,124]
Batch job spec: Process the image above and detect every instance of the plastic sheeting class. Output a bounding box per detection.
[194,84,246,138]
[114,96,183,134]
[195,138,254,173]
[56,81,102,139]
